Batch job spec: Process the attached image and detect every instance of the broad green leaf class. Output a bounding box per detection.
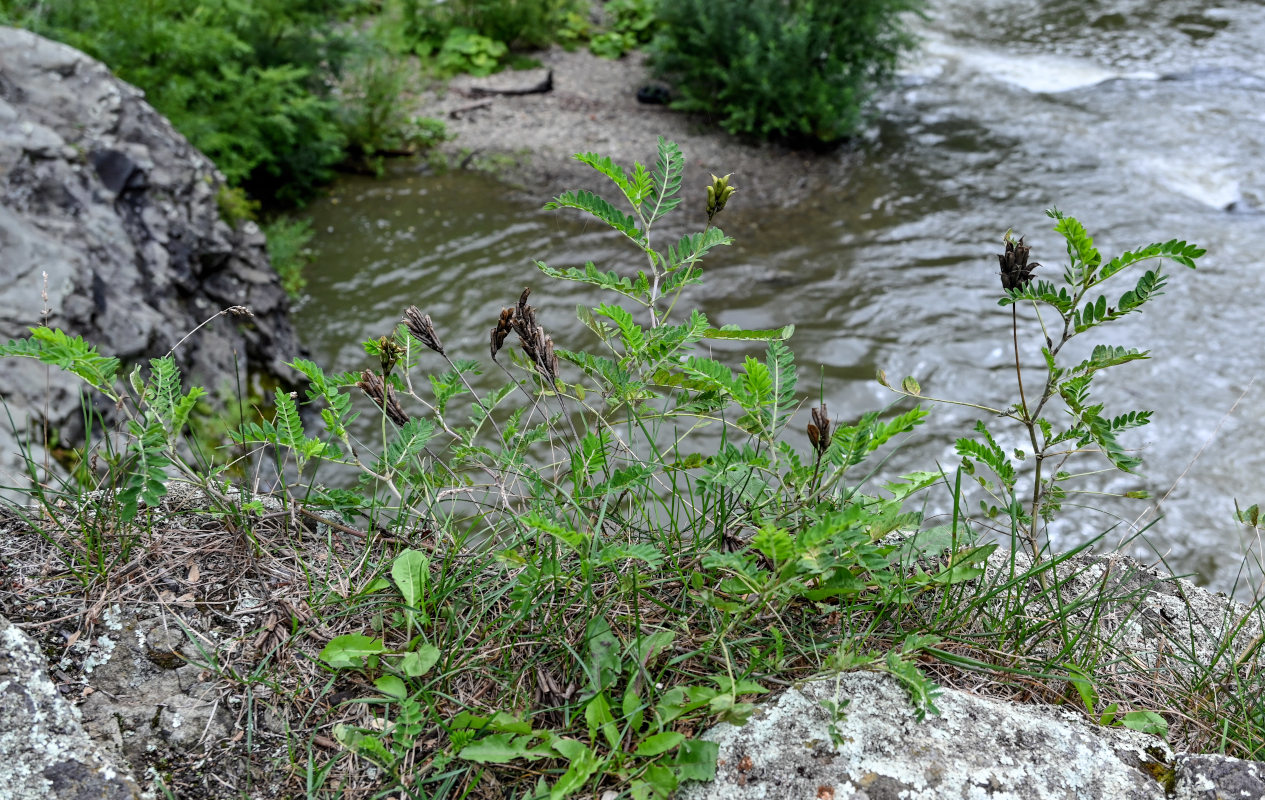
[550,741,599,799]
[673,739,719,781]
[635,731,685,757]
[586,694,620,750]
[319,634,386,669]
[400,643,440,677]
[586,616,622,691]
[459,733,547,763]
[1121,710,1168,738]
[641,765,678,798]
[374,675,407,699]
[634,630,676,665]
[391,550,430,610]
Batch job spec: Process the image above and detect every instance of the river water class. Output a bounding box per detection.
[295,0,1265,594]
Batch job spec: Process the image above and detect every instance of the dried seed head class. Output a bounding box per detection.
[998,231,1040,291]
[225,305,253,318]
[507,287,559,386]
[403,306,445,356]
[809,404,831,456]
[491,307,514,359]
[356,369,409,426]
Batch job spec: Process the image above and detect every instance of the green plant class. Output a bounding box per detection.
[263,216,317,299]
[8,0,356,204]
[336,52,451,174]
[8,139,1252,799]
[215,184,260,228]
[436,27,509,76]
[648,0,921,145]
[882,213,1203,559]
[589,0,659,59]
[0,138,954,796]
[381,0,581,62]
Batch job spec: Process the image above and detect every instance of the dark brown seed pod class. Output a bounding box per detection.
[491,307,514,359]
[809,404,831,456]
[998,233,1040,291]
[356,369,409,426]
[403,306,445,355]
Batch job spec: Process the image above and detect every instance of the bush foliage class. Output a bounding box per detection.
[3,0,357,204]
[648,0,923,146]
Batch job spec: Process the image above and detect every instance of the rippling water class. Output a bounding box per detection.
[296,0,1265,593]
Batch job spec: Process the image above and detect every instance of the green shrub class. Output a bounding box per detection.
[262,216,317,299]
[337,51,452,172]
[214,184,260,228]
[6,0,354,204]
[436,27,509,76]
[589,0,659,59]
[380,0,581,62]
[648,0,922,145]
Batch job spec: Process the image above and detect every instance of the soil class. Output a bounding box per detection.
[415,47,859,208]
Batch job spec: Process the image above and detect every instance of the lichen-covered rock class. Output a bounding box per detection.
[0,614,143,800]
[680,672,1172,800]
[71,606,236,773]
[0,26,302,486]
[1174,753,1265,800]
[982,549,1265,688]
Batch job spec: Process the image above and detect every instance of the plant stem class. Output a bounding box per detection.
[1014,306,1042,559]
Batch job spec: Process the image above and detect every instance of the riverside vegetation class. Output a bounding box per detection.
[1,0,922,302]
[1,0,923,203]
[7,139,1263,800]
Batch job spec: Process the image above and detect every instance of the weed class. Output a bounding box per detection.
[883,215,1204,559]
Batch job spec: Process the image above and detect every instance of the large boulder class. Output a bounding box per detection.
[681,671,1265,800]
[681,672,1172,800]
[0,26,301,485]
[681,549,1265,799]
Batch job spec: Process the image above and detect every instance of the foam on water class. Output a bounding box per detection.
[915,35,1160,93]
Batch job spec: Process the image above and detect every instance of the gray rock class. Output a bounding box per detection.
[679,671,1172,800]
[73,607,235,771]
[1174,753,1265,800]
[680,549,1265,799]
[0,26,302,487]
[0,614,143,800]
